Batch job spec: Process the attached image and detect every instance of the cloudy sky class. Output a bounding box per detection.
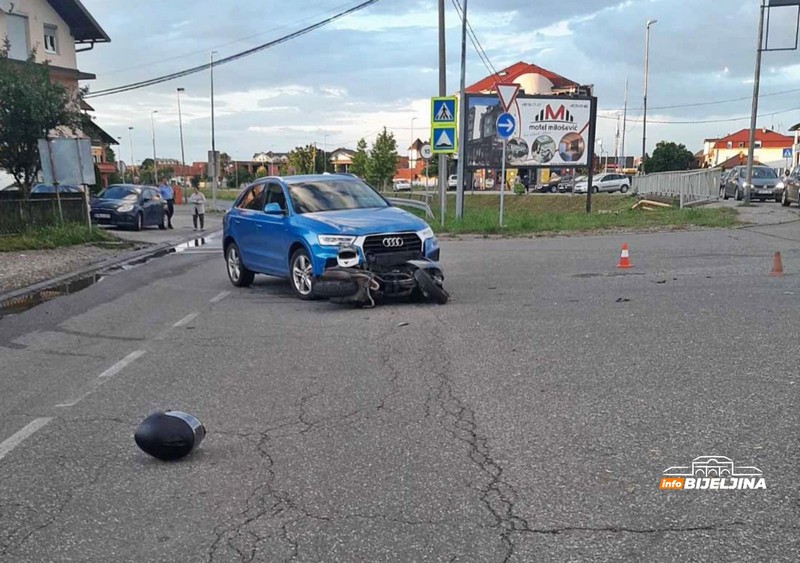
[78,0,800,166]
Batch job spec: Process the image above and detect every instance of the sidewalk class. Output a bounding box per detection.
[109,203,223,245]
[707,199,800,226]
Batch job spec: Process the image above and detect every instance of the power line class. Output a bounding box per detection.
[601,87,800,113]
[598,105,799,125]
[85,0,382,99]
[451,0,500,81]
[99,1,365,77]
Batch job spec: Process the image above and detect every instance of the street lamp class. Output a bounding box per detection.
[210,51,218,208]
[150,110,159,184]
[411,116,418,168]
[176,87,186,185]
[128,126,134,183]
[641,18,657,175]
[323,134,330,173]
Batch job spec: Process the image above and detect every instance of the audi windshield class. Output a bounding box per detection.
[286,179,388,214]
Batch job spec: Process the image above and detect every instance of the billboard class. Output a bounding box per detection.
[465,94,594,169]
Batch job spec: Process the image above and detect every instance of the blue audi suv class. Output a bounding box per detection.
[222,175,444,302]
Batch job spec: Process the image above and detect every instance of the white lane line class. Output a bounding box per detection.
[210,291,231,304]
[173,312,200,327]
[98,350,146,378]
[0,418,53,462]
[55,350,146,408]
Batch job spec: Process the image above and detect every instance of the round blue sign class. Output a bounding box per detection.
[496,113,516,139]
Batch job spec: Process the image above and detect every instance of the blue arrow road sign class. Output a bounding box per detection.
[496,113,516,139]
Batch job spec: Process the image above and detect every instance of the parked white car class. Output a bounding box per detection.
[393,180,412,192]
[573,173,631,194]
[448,174,458,190]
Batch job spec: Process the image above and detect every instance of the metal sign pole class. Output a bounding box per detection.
[585,97,599,214]
[74,138,91,231]
[46,139,64,225]
[500,139,506,227]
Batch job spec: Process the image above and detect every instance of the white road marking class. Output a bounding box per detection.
[98,350,146,378]
[55,350,147,408]
[0,418,53,462]
[210,291,231,304]
[173,312,200,327]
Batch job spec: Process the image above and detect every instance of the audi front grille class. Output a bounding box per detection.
[362,232,422,256]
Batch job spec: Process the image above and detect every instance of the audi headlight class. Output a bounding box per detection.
[117,204,134,213]
[318,235,356,246]
[418,227,435,240]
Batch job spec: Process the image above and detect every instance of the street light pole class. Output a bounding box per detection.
[128,126,134,183]
[745,0,767,204]
[177,87,186,186]
[210,50,218,208]
[116,136,122,181]
[437,0,446,227]
[641,19,657,175]
[324,134,330,173]
[455,0,468,220]
[150,110,159,184]
[410,116,417,168]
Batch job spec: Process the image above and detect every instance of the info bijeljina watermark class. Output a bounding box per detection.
[659,456,766,491]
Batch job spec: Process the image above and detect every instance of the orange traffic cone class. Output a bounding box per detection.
[770,251,784,277]
[617,243,632,269]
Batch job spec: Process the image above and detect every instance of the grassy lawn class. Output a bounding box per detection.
[0,223,116,252]
[397,194,738,235]
[201,188,240,201]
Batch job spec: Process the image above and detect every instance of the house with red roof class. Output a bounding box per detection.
[465,61,588,96]
[703,128,793,168]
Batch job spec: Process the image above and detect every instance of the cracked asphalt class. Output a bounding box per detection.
[1,220,799,562]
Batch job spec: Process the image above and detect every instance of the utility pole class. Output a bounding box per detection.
[438,0,446,226]
[150,110,158,184]
[210,51,218,208]
[745,0,767,204]
[642,19,657,175]
[455,0,468,219]
[177,87,186,190]
[128,126,134,183]
[621,78,628,171]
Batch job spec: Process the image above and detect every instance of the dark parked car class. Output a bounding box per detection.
[722,165,778,201]
[91,184,167,231]
[30,184,83,194]
[777,165,800,207]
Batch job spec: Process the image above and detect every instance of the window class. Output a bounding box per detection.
[738,142,745,148]
[726,142,733,149]
[236,183,266,210]
[43,25,58,54]
[754,141,762,149]
[6,14,29,60]
[265,183,287,210]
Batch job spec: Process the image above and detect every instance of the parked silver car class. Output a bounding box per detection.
[574,173,631,194]
[721,165,778,201]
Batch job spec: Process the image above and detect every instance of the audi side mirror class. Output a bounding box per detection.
[263,202,284,215]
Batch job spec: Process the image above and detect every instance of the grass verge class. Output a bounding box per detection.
[0,223,116,252]
[201,188,240,201]
[400,194,738,235]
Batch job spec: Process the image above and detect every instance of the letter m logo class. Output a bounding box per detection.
[544,105,566,121]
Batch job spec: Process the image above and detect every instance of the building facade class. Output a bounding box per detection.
[702,128,794,169]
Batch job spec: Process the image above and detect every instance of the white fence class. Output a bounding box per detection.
[633,169,721,208]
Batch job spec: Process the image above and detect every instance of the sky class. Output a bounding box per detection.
[77,0,800,167]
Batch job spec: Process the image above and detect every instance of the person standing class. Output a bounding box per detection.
[159,180,175,229]
[189,186,206,231]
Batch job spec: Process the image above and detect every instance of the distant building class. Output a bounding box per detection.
[328,148,355,173]
[0,0,115,186]
[252,151,289,175]
[702,128,793,168]
[466,61,590,97]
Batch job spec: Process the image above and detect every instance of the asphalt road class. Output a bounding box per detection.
[1,221,799,562]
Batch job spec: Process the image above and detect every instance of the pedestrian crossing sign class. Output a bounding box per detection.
[431,125,457,154]
[431,96,457,126]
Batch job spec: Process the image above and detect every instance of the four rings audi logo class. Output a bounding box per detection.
[382,237,405,248]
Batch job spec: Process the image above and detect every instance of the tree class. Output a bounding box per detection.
[105,146,117,166]
[645,141,695,173]
[350,138,369,179]
[227,167,254,188]
[366,128,398,190]
[0,41,87,193]
[255,166,268,178]
[287,145,316,175]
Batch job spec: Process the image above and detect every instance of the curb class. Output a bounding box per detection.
[0,229,223,305]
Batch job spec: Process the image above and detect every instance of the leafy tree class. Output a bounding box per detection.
[105,146,116,165]
[287,145,317,175]
[0,41,87,194]
[228,167,254,188]
[255,166,268,178]
[367,128,398,190]
[645,141,695,173]
[350,138,369,179]
[141,158,154,169]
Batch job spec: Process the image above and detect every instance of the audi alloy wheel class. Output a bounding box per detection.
[290,248,316,300]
